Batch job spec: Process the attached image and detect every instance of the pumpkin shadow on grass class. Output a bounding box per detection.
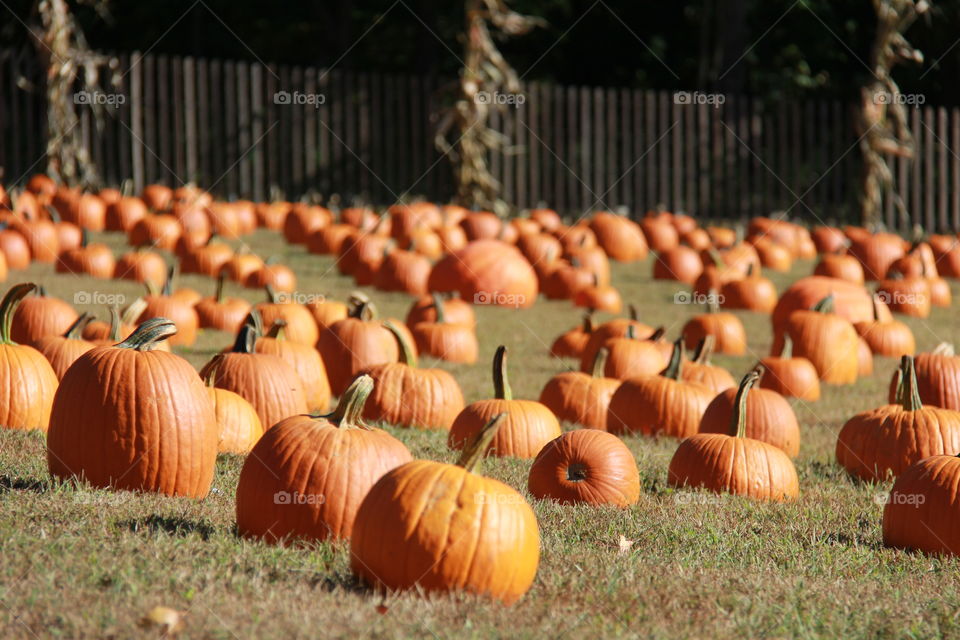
[118,514,216,541]
[0,474,49,493]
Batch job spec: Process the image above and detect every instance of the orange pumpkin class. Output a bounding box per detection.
[602,325,669,380]
[539,347,619,430]
[681,295,747,355]
[681,335,736,394]
[409,294,478,364]
[257,318,331,413]
[317,298,399,395]
[204,366,263,454]
[11,286,78,347]
[854,294,915,357]
[195,274,252,334]
[549,313,593,360]
[34,312,95,380]
[882,454,960,556]
[428,240,538,309]
[813,253,865,283]
[114,249,167,288]
[254,286,320,347]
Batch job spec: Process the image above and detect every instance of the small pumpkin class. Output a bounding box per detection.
[668,369,799,501]
[405,293,475,328]
[572,275,622,314]
[257,317,332,413]
[681,335,736,394]
[448,346,562,458]
[786,294,859,385]
[236,374,412,543]
[539,347,619,431]
[203,365,263,454]
[11,286,78,347]
[681,293,747,355]
[138,268,200,346]
[836,355,960,481]
[757,334,821,401]
[0,283,60,431]
[254,285,320,347]
[362,321,465,430]
[549,313,593,360]
[602,325,669,380]
[653,246,704,284]
[528,429,640,506]
[409,293,478,364]
[245,259,298,294]
[813,253,865,284]
[47,318,217,497]
[721,264,777,313]
[55,230,115,279]
[904,343,960,409]
[351,414,540,604]
[317,297,399,395]
[578,307,654,372]
[195,274,252,334]
[34,312,95,380]
[854,293,915,358]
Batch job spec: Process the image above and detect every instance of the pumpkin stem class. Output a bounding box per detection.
[323,374,374,429]
[457,412,506,472]
[214,273,226,304]
[648,326,666,342]
[780,334,794,359]
[265,284,282,304]
[161,264,177,296]
[625,324,637,340]
[348,299,377,321]
[232,322,258,353]
[203,354,223,387]
[80,227,90,248]
[729,368,761,438]
[492,345,512,400]
[627,304,638,321]
[693,335,716,364]
[0,283,38,344]
[107,306,123,341]
[121,297,147,325]
[63,312,93,339]
[932,342,955,357]
[871,293,883,322]
[706,288,720,314]
[266,319,287,340]
[581,313,594,334]
[116,317,177,350]
[662,338,685,380]
[811,294,835,313]
[591,347,609,378]
[383,320,417,368]
[898,355,923,412]
[431,292,447,325]
[706,248,724,268]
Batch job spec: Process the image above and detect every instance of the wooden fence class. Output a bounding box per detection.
[1,48,959,232]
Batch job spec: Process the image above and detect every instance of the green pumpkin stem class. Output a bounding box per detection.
[648,326,666,342]
[0,283,38,344]
[107,306,123,341]
[80,228,90,248]
[349,299,377,321]
[161,264,176,296]
[706,288,720,314]
[232,322,258,353]
[625,324,637,340]
[457,412,506,473]
[693,335,716,364]
[64,312,93,339]
[780,334,794,359]
[662,338,685,380]
[627,304,638,321]
[932,342,955,357]
[265,284,282,304]
[898,355,923,412]
[322,374,374,429]
[215,273,226,304]
[591,347,609,378]
[121,297,147,325]
[871,293,883,321]
[492,345,512,400]
[729,368,761,438]
[581,313,594,334]
[811,294,835,314]
[266,319,287,340]
[431,292,447,324]
[116,317,177,351]
[383,320,418,368]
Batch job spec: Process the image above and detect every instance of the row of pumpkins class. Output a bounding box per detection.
[3,176,960,602]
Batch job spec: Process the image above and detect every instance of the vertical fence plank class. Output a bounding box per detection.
[303,67,318,195]
[250,64,264,201]
[142,54,157,184]
[171,56,185,182]
[937,107,947,233]
[952,108,960,231]
[183,57,197,184]
[290,66,304,196]
[129,52,144,191]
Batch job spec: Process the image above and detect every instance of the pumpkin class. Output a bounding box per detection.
[531,208,561,231]
[849,232,906,280]
[589,212,648,262]
[857,336,874,376]
[256,318,331,413]
[692,251,742,297]
[406,293,475,328]
[236,374,411,543]
[572,276,622,314]
[565,242,611,286]
[854,294,915,357]
[882,454,960,555]
[786,295,859,384]
[428,240,539,309]
[539,347,619,430]
[528,429,639,506]
[11,206,58,262]
[105,196,148,232]
[717,264,775,313]
[199,323,308,429]
[757,334,821,401]
[682,335,736,394]
[0,224,31,270]
[34,312,95,380]
[114,249,167,288]
[362,321,465,430]
[607,339,714,438]
[142,184,173,210]
[602,325,669,380]
[374,248,430,296]
[668,369,799,501]
[26,174,57,203]
[578,307,654,372]
[282,204,331,244]
[681,228,712,252]
[195,274,252,334]
[306,223,356,255]
[351,414,540,604]
[245,260,298,294]
[876,273,931,318]
[542,259,594,300]
[128,213,182,250]
[0,283,59,431]
[317,298,399,395]
[811,226,847,254]
[813,253,865,283]
[11,286,78,347]
[837,355,960,481]
[460,211,502,240]
[699,366,800,457]
[306,298,349,332]
[409,293,478,364]
[203,365,263,454]
[63,192,106,231]
[55,230,115,279]
[681,295,747,355]
[47,318,217,497]
[254,201,292,230]
[653,246,704,284]
[550,313,593,359]
[448,346,562,458]
[254,286,320,347]
[517,233,563,271]
[82,299,148,344]
[640,216,679,252]
[891,343,960,410]
[138,271,200,346]
[221,252,265,284]
[337,225,390,285]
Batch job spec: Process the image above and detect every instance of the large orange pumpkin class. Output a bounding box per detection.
[236,374,412,543]
[428,240,538,309]
[47,318,217,497]
[351,414,540,604]
[882,454,960,556]
[11,286,78,347]
[785,295,859,385]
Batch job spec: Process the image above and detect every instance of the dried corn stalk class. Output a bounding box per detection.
[29,0,117,188]
[855,0,928,228]
[434,0,542,216]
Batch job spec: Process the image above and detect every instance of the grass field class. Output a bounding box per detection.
[3,228,960,639]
